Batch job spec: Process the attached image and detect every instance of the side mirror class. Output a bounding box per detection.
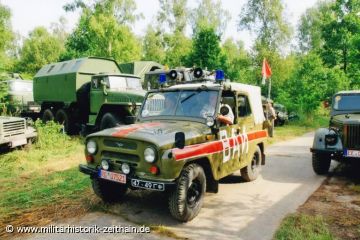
[175,132,185,149]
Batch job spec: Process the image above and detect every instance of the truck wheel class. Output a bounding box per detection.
[100,113,122,130]
[241,146,262,182]
[91,178,127,203]
[55,109,72,134]
[312,152,331,175]
[168,163,206,222]
[42,109,54,123]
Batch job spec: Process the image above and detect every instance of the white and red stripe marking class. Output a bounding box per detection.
[172,130,267,161]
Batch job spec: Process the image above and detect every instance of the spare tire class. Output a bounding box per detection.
[100,113,123,130]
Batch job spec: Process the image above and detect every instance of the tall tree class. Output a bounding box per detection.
[297,1,332,53]
[0,3,14,71]
[142,25,166,63]
[190,0,231,36]
[155,0,192,67]
[238,0,292,51]
[222,38,253,83]
[320,0,360,76]
[17,27,65,75]
[186,27,226,70]
[62,0,141,62]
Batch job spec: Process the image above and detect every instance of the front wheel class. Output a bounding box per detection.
[168,164,206,222]
[241,145,262,182]
[91,178,127,203]
[312,152,331,175]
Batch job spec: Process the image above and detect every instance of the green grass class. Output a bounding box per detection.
[0,121,90,227]
[274,214,333,240]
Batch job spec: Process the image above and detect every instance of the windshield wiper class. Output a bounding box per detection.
[181,91,201,103]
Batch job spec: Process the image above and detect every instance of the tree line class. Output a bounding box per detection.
[0,0,359,116]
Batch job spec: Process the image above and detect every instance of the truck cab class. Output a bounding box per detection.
[79,69,270,222]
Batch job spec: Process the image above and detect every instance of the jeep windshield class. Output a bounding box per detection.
[140,90,219,119]
[333,94,360,111]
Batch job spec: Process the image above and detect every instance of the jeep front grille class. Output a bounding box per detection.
[3,120,26,137]
[344,125,360,149]
[103,139,137,150]
[102,151,140,162]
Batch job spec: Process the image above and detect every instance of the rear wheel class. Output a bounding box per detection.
[42,109,54,123]
[91,178,127,203]
[100,113,122,130]
[168,164,206,222]
[241,146,262,182]
[312,152,331,175]
[55,109,72,134]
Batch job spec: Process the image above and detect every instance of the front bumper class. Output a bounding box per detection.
[79,164,176,191]
[310,148,360,161]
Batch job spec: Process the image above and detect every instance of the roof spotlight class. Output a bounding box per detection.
[168,70,178,80]
[193,67,204,78]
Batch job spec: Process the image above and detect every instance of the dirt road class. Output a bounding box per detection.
[17,132,325,240]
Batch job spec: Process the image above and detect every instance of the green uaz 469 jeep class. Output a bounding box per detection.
[80,70,269,221]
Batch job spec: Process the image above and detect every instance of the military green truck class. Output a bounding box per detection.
[34,57,145,133]
[311,91,360,174]
[79,69,270,221]
[119,61,163,82]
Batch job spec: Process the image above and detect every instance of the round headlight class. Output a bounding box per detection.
[101,159,109,170]
[206,116,215,127]
[87,140,97,154]
[144,147,156,163]
[121,163,130,174]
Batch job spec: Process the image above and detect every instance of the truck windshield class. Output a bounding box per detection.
[141,90,219,119]
[333,94,360,111]
[107,76,142,90]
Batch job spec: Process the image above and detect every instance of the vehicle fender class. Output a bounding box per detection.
[312,128,343,151]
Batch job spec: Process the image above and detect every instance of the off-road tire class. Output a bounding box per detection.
[241,145,262,182]
[100,113,122,130]
[91,178,127,203]
[312,152,331,175]
[168,163,206,222]
[55,109,72,134]
[42,109,54,123]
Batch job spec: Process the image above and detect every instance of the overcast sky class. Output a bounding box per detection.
[1,0,319,49]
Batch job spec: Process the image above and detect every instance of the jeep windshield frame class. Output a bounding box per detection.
[331,93,360,116]
[138,87,221,124]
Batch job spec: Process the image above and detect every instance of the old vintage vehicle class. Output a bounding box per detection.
[34,57,145,134]
[79,69,270,221]
[0,116,37,149]
[1,79,41,118]
[311,91,360,174]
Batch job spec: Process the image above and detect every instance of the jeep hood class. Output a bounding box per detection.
[332,114,360,125]
[89,121,211,147]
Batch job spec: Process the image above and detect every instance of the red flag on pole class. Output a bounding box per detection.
[261,58,272,85]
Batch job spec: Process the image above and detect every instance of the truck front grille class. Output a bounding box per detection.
[344,125,360,149]
[3,120,26,137]
[103,139,137,150]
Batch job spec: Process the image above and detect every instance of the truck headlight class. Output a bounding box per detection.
[86,140,97,154]
[144,147,156,163]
